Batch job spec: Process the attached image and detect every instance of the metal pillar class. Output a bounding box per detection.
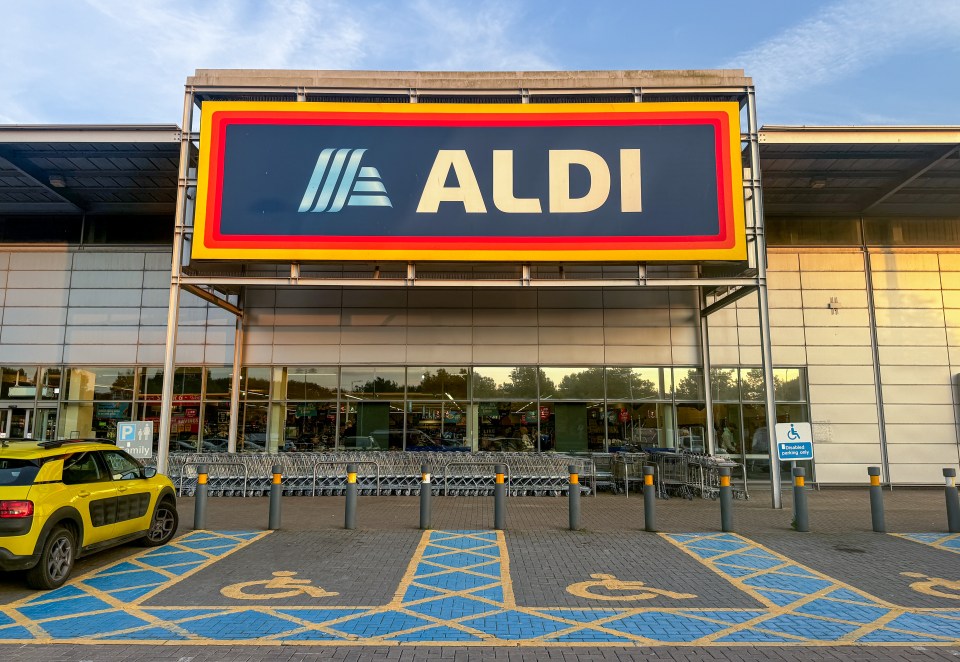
[227,290,244,453]
[746,87,782,509]
[862,244,891,485]
[700,287,716,455]
[157,86,195,475]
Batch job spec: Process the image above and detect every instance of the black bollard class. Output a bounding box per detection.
[868,466,885,533]
[345,463,357,530]
[194,463,208,530]
[643,465,656,532]
[420,464,432,530]
[268,464,282,530]
[568,464,581,531]
[718,466,733,532]
[792,467,809,532]
[945,468,960,534]
[494,464,506,530]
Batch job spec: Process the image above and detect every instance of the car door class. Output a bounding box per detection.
[99,450,154,537]
[61,451,118,547]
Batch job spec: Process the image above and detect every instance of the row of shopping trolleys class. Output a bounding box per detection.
[163,451,596,498]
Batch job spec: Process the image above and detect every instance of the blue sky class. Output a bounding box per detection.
[1,0,958,127]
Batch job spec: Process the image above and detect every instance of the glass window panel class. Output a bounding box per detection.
[774,368,805,401]
[542,367,604,399]
[64,367,135,401]
[541,400,605,452]
[243,367,271,400]
[135,367,201,402]
[1,366,38,399]
[739,368,806,402]
[477,401,539,452]
[339,401,404,449]
[605,367,663,401]
[172,367,203,402]
[281,402,338,452]
[59,402,131,441]
[606,402,668,450]
[740,368,766,402]
[709,368,740,401]
[204,368,233,400]
[139,367,163,400]
[340,367,405,400]
[407,401,469,450]
[864,218,960,247]
[201,402,231,450]
[675,403,707,452]
[406,367,469,400]
[673,368,704,401]
[472,367,538,399]
[40,367,61,400]
[240,403,268,452]
[284,367,337,400]
[712,404,743,457]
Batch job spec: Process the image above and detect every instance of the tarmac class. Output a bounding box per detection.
[1,487,959,661]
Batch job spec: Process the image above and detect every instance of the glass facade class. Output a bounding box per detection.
[2,364,811,478]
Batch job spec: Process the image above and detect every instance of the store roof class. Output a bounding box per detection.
[759,126,960,218]
[0,125,181,216]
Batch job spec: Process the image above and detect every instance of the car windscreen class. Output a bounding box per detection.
[0,459,41,486]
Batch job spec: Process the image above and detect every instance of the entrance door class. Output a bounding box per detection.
[35,408,58,441]
[1,407,30,438]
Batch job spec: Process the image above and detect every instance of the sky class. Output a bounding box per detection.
[0,0,958,127]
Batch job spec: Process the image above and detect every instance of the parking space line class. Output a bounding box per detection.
[893,533,960,555]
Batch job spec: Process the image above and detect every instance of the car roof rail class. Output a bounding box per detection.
[37,438,116,449]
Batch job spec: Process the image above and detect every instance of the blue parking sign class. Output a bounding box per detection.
[118,422,136,442]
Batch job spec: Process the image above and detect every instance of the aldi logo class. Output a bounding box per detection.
[193,101,745,262]
[298,148,392,213]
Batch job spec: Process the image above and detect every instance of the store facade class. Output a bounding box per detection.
[0,70,957,488]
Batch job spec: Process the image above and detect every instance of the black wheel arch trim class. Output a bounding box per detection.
[32,506,84,558]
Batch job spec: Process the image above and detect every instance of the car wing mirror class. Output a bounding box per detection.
[142,466,158,479]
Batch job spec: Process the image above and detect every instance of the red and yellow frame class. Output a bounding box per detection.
[192,101,746,262]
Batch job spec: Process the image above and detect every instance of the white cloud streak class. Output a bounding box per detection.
[0,0,555,124]
[725,0,960,106]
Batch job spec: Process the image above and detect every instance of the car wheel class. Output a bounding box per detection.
[26,525,76,590]
[141,499,179,547]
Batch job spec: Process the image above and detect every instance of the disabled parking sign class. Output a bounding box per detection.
[775,422,814,461]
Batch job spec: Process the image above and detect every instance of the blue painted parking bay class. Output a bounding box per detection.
[0,530,958,646]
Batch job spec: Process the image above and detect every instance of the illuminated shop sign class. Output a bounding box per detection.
[192,101,745,261]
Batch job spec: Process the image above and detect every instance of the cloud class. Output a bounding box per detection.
[725,0,960,106]
[0,0,555,124]
[0,0,370,123]
[402,0,556,70]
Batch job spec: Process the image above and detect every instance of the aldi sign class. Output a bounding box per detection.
[193,101,745,262]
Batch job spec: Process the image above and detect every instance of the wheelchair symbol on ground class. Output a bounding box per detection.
[566,573,697,601]
[221,571,340,600]
[902,572,960,599]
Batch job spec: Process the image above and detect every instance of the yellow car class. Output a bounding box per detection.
[0,438,178,589]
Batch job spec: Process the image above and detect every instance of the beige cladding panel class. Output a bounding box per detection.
[942,292,960,309]
[604,345,676,365]
[882,384,955,405]
[874,308,945,327]
[807,384,877,404]
[804,326,871,347]
[939,254,960,271]
[878,327,946,346]
[771,346,808,365]
[805,345,874,366]
[891,464,960,484]
[406,344,474,364]
[802,290,868,310]
[810,403,879,424]
[872,271,942,290]
[539,327,605,345]
[338,309,407,326]
[885,424,958,446]
[800,271,867,290]
[880,365,951,385]
[883,403,956,425]
[767,272,801,289]
[812,443,883,465]
[767,253,799,271]
[878,345,948,366]
[539,345,606,364]
[872,290,943,309]
[815,464,883,484]
[799,253,864,272]
[807,365,877,385]
[871,253,939,271]
[886,439,960,462]
[406,327,473,345]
